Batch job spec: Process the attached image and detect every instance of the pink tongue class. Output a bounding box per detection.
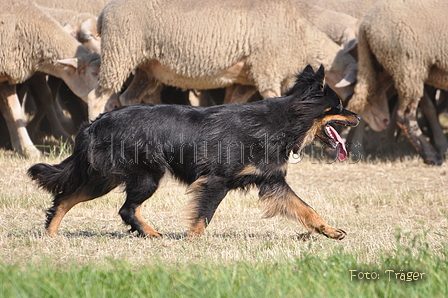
[328,126,347,161]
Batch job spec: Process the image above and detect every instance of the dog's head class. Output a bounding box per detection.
[288,65,361,161]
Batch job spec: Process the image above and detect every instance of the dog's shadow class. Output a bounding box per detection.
[164,231,318,241]
[62,230,319,241]
[6,230,318,242]
[61,230,189,240]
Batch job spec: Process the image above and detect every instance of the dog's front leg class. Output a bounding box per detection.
[259,182,346,240]
[186,176,229,237]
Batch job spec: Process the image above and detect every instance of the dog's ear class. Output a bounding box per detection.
[284,65,325,97]
[302,65,315,77]
[316,65,325,86]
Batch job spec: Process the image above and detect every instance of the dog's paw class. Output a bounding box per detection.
[318,226,346,240]
[128,228,163,238]
[138,232,163,238]
[186,230,203,237]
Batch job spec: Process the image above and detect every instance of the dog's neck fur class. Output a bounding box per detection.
[269,97,320,155]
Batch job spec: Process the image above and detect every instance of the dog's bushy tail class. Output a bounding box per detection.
[27,124,92,196]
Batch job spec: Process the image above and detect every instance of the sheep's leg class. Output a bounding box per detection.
[188,89,201,106]
[0,89,21,152]
[140,83,163,104]
[16,80,45,139]
[189,89,223,106]
[259,180,346,240]
[48,76,78,135]
[375,100,400,154]
[186,176,229,236]
[87,87,116,120]
[53,96,77,135]
[384,99,400,142]
[189,89,214,106]
[0,83,41,157]
[396,96,442,165]
[27,74,73,142]
[120,69,162,105]
[260,88,281,100]
[223,84,257,104]
[56,82,88,134]
[437,90,448,111]
[25,98,46,140]
[420,92,448,158]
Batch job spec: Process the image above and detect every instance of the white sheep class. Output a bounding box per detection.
[87,0,358,119]
[35,0,110,16]
[295,1,360,50]
[346,0,448,165]
[0,0,100,157]
[191,3,362,107]
[24,6,100,141]
[38,5,101,53]
[220,3,363,106]
[22,6,101,142]
[311,0,379,19]
[306,0,380,54]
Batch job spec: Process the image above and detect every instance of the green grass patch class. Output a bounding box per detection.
[2,149,447,297]
[35,139,73,158]
[1,241,447,298]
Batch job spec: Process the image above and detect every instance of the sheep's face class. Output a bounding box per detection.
[58,53,100,101]
[347,90,390,132]
[79,18,101,54]
[363,92,390,131]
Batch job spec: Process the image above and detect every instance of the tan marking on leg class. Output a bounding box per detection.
[47,194,91,236]
[187,218,206,237]
[260,186,346,240]
[185,177,208,237]
[237,164,262,176]
[186,177,213,237]
[186,176,208,195]
[134,205,162,238]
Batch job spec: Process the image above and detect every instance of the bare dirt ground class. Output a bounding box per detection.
[0,149,447,267]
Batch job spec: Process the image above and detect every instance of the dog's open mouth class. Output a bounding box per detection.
[324,124,347,161]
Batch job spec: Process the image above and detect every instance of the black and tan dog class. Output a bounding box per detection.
[28,65,360,239]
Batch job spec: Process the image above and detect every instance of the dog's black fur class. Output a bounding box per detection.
[28,65,360,239]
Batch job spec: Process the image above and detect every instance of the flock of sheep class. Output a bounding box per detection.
[1,0,447,165]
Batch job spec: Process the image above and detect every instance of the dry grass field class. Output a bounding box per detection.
[1,147,446,268]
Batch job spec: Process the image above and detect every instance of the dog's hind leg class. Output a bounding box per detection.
[119,168,165,238]
[46,192,93,236]
[259,180,346,240]
[186,176,229,237]
[46,176,119,236]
